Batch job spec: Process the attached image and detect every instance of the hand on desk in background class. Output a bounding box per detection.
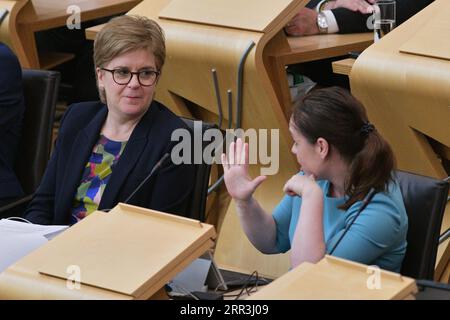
[285,8,319,36]
[284,0,376,36]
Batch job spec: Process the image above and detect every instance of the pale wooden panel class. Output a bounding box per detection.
[37,204,215,298]
[159,0,298,33]
[0,204,216,299]
[9,0,140,68]
[351,0,450,179]
[280,32,372,65]
[248,256,417,300]
[332,58,355,76]
[85,22,104,40]
[0,263,132,299]
[17,0,141,30]
[400,7,450,61]
[0,1,17,49]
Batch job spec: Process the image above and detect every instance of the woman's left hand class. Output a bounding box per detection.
[283,174,320,197]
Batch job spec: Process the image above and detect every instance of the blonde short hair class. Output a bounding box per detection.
[93,15,166,103]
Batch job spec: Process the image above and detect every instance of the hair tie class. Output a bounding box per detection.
[360,122,375,135]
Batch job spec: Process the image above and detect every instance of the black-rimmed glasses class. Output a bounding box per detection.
[101,68,160,86]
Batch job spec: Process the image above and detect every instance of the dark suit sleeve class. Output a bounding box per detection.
[331,8,371,33]
[331,0,433,34]
[24,106,73,224]
[149,161,195,218]
[0,44,24,137]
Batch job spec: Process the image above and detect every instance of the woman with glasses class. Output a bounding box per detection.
[25,15,195,225]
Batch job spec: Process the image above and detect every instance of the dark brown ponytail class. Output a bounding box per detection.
[292,86,395,210]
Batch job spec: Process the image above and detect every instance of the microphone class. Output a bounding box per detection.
[123,152,171,204]
[328,188,376,255]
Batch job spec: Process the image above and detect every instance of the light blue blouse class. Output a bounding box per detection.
[272,176,408,272]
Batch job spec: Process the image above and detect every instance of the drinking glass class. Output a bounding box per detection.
[373,0,396,42]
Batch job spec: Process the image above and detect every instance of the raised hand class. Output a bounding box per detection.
[221,138,266,202]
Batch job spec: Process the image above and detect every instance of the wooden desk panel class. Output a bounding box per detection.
[281,33,372,65]
[12,0,141,68]
[351,0,450,280]
[332,58,356,76]
[18,0,141,30]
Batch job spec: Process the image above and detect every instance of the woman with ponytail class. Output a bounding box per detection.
[222,86,408,272]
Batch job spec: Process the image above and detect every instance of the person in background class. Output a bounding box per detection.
[222,87,408,272]
[284,0,434,88]
[24,15,195,225]
[285,0,434,36]
[0,42,25,212]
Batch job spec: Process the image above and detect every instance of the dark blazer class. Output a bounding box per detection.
[307,0,434,33]
[24,100,195,225]
[0,43,25,200]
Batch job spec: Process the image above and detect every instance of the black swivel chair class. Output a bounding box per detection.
[0,69,60,218]
[180,118,219,222]
[396,170,449,280]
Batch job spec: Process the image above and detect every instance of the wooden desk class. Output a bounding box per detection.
[8,0,141,69]
[351,0,450,281]
[269,33,372,119]
[332,58,356,76]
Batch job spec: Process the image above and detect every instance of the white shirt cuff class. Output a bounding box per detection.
[322,10,339,33]
[315,0,327,12]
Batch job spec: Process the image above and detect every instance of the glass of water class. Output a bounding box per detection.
[373,0,396,42]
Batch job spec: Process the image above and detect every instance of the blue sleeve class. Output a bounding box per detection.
[272,194,294,253]
[327,193,404,266]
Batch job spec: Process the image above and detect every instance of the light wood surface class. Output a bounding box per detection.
[0,204,216,299]
[332,58,355,76]
[84,22,103,40]
[350,0,450,282]
[282,32,372,65]
[0,0,29,64]
[1,0,141,68]
[247,256,417,300]
[159,0,303,33]
[399,8,450,61]
[351,0,450,178]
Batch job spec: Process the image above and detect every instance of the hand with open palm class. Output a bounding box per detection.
[221,138,267,202]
